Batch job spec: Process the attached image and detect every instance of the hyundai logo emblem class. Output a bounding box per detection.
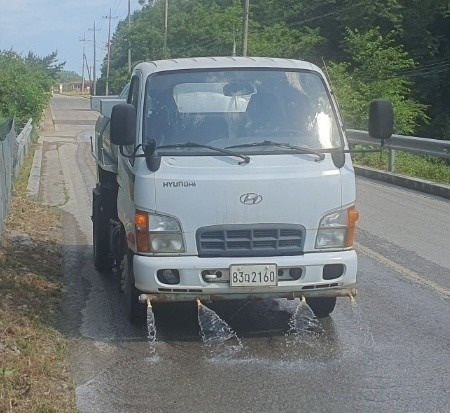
[240,193,263,205]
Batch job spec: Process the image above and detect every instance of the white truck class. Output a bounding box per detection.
[91,57,393,322]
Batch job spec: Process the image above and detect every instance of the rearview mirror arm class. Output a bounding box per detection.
[119,144,145,159]
[118,143,160,171]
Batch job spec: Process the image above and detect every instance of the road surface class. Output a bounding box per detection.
[39,95,449,413]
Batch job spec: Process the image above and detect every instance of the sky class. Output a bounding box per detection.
[0,0,142,76]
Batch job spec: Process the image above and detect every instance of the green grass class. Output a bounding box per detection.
[351,148,450,185]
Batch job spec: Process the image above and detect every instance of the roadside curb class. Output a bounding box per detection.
[354,165,450,200]
[50,104,58,132]
[27,105,56,199]
[27,148,42,198]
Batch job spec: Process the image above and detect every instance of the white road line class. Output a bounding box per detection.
[356,242,450,298]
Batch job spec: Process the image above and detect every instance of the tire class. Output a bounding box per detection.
[306,297,337,318]
[92,187,112,273]
[123,251,146,323]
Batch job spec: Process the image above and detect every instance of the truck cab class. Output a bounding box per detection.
[91,57,392,321]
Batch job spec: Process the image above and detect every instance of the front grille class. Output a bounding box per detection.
[196,224,305,257]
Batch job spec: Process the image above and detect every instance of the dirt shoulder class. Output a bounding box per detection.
[0,108,76,413]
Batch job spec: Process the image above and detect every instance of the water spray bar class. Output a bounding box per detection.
[138,288,357,303]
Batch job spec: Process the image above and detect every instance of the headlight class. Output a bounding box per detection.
[149,214,182,232]
[150,233,184,252]
[315,206,359,249]
[135,210,185,253]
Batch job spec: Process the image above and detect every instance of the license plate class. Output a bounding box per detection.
[230,264,277,287]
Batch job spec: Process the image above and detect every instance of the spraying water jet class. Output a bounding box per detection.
[197,299,241,347]
[138,295,157,343]
[288,296,323,338]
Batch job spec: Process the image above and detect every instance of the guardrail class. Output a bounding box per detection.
[15,118,33,176]
[346,129,450,172]
[0,118,33,238]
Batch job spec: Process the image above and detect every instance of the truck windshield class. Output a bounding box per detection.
[143,69,343,155]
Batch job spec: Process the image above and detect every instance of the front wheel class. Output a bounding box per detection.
[306,297,337,318]
[122,251,146,323]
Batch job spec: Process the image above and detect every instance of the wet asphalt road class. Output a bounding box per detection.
[39,95,450,413]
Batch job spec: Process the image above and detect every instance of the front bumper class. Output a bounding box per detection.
[133,249,357,302]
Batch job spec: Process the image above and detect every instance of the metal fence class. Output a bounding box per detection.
[0,118,33,238]
[346,129,450,173]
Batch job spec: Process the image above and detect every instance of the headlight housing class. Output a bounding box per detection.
[135,211,185,253]
[315,205,359,249]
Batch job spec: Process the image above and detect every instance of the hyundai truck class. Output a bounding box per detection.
[91,57,393,321]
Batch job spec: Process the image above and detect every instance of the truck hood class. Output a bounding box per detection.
[134,154,344,234]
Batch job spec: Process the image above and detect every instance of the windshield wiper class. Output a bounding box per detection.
[226,140,325,161]
[156,141,250,164]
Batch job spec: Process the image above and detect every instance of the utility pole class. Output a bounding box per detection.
[83,54,92,85]
[79,33,90,94]
[163,0,169,57]
[89,22,101,95]
[103,8,118,96]
[242,0,250,56]
[128,0,132,73]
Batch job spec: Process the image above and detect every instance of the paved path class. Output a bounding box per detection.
[38,95,450,413]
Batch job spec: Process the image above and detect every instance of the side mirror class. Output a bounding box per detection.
[369,99,393,140]
[111,103,136,146]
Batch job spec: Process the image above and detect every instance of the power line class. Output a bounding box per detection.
[111,0,122,15]
[95,0,131,76]
[401,67,450,77]
[287,2,366,27]
[399,61,450,75]
[249,0,350,31]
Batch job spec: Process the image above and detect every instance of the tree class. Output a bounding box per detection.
[327,28,428,134]
[248,23,322,62]
[98,0,449,138]
[99,0,244,91]
[0,50,55,123]
[25,51,65,80]
[58,70,81,83]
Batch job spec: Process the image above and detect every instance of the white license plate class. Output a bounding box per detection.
[230,264,277,287]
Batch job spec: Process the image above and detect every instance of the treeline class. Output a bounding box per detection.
[0,51,64,125]
[98,0,450,138]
